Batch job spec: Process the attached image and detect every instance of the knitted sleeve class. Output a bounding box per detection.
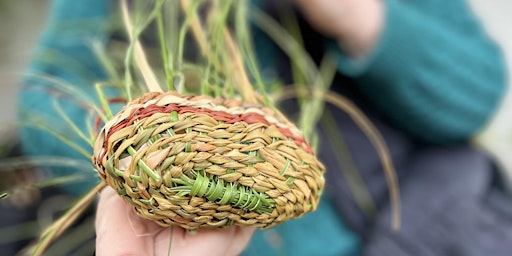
[335,0,507,144]
[17,0,115,196]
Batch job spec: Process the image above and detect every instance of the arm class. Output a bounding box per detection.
[295,0,507,144]
[293,0,383,59]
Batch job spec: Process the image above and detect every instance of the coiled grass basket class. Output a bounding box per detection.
[92,91,325,230]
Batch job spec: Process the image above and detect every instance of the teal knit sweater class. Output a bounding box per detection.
[337,0,506,144]
[18,0,506,255]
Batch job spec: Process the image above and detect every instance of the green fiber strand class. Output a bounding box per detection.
[126,145,161,181]
[94,83,114,120]
[171,171,274,214]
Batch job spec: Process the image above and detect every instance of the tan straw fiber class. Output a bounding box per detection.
[92,91,325,230]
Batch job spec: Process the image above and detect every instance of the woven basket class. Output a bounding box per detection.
[92,91,325,230]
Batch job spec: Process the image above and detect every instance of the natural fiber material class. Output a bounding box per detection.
[93,91,325,229]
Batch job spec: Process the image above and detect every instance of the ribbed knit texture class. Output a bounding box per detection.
[335,0,507,144]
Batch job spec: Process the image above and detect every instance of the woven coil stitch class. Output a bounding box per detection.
[92,91,325,229]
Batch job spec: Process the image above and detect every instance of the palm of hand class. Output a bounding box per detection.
[95,187,255,256]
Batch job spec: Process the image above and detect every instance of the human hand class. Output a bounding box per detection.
[293,0,384,58]
[95,187,255,256]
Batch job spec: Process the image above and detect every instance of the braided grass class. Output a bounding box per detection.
[92,91,325,230]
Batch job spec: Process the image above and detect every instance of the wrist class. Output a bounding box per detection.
[294,0,384,59]
[336,0,384,58]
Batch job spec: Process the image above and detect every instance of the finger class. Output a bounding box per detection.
[225,226,255,254]
[95,187,167,256]
[96,187,254,256]
[169,226,255,256]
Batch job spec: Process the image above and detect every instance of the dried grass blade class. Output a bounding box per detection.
[29,181,106,256]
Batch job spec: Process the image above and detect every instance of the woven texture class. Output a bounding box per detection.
[92,92,325,229]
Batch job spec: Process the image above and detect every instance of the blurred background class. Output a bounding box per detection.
[1,0,511,136]
[0,1,511,126]
[0,0,51,123]
[0,0,511,253]
[3,0,511,188]
[0,2,79,254]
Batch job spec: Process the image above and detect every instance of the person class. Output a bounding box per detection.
[18,0,512,255]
